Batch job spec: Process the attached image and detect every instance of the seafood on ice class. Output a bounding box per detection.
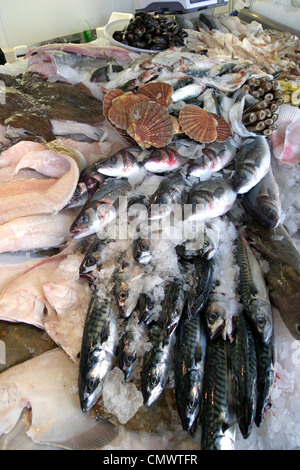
[0,17,299,451]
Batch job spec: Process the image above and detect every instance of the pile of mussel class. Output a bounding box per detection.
[112,11,188,51]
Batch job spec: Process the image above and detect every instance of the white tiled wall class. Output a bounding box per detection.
[0,0,136,48]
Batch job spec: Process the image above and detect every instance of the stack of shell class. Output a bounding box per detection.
[241,76,284,136]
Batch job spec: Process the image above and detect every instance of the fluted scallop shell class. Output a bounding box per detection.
[103,88,125,123]
[127,101,174,150]
[136,82,173,109]
[211,113,232,142]
[108,92,150,130]
[179,105,218,143]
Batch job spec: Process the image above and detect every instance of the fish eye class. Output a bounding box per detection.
[119,292,127,301]
[74,187,81,196]
[85,256,96,267]
[257,317,266,328]
[80,214,90,224]
[151,376,159,386]
[188,398,196,409]
[296,323,300,335]
[126,354,135,364]
[87,377,98,392]
[208,312,217,322]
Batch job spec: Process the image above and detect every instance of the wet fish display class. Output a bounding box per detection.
[0,16,300,452]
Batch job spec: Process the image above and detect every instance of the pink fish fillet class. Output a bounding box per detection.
[0,210,77,254]
[0,151,80,225]
[0,348,118,449]
[269,104,300,164]
[0,141,47,168]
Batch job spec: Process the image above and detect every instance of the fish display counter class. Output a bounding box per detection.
[0,10,299,451]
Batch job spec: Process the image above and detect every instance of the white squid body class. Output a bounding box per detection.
[0,348,118,449]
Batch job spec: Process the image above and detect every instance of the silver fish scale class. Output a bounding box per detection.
[201,336,233,450]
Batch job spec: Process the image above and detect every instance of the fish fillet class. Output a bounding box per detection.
[0,348,118,449]
[0,210,77,254]
[0,141,47,168]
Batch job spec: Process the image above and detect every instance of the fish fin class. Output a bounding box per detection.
[44,419,119,450]
[246,230,283,261]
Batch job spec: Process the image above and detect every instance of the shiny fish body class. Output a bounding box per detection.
[233,136,271,194]
[70,178,131,239]
[138,292,156,324]
[174,312,207,432]
[141,323,173,407]
[78,293,118,412]
[65,161,106,209]
[201,336,235,450]
[242,166,281,228]
[161,278,186,337]
[143,146,188,174]
[171,82,206,103]
[254,329,275,427]
[229,310,257,439]
[187,140,237,178]
[204,294,235,341]
[95,148,143,178]
[186,176,237,222]
[245,219,300,341]
[148,170,187,220]
[186,258,214,318]
[133,237,152,264]
[118,320,146,382]
[236,232,273,343]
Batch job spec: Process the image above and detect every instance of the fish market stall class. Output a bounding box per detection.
[0,7,299,451]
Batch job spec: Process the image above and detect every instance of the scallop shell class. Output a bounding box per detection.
[136,82,174,109]
[108,92,150,130]
[179,105,218,143]
[127,101,174,150]
[103,88,125,123]
[211,113,232,142]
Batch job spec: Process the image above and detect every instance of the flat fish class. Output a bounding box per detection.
[0,348,118,449]
[78,293,118,412]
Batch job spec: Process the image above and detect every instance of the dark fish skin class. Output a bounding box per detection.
[141,323,173,407]
[78,293,118,413]
[201,336,235,450]
[133,237,152,264]
[236,231,273,344]
[138,292,156,324]
[186,258,214,318]
[245,218,300,341]
[229,310,257,439]
[174,312,207,433]
[161,278,186,337]
[254,329,275,427]
[242,167,281,228]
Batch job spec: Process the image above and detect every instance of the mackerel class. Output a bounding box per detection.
[78,292,118,412]
[201,336,235,450]
[236,231,273,343]
[174,312,207,433]
[229,310,257,439]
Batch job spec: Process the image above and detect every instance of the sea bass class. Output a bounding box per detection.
[143,146,188,174]
[186,175,237,222]
[78,293,118,412]
[95,148,143,178]
[70,178,131,239]
[148,170,188,220]
[174,312,207,433]
[236,232,273,343]
[233,136,271,194]
[242,166,281,228]
[245,219,300,340]
[187,139,237,179]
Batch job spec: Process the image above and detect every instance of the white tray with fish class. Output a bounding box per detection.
[0,12,299,451]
